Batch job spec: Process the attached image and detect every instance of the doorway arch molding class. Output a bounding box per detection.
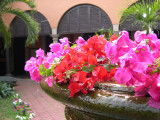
[10,10,52,37]
[57,4,113,34]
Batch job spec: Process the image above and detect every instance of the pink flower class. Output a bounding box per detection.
[46,52,57,62]
[105,31,132,64]
[24,57,37,71]
[49,39,70,57]
[134,31,147,44]
[59,37,69,45]
[105,42,118,64]
[148,75,160,101]
[30,67,42,82]
[134,85,148,96]
[148,98,160,109]
[43,61,50,69]
[49,43,61,53]
[152,50,160,59]
[114,68,132,86]
[36,48,44,57]
[148,33,160,51]
[117,31,132,48]
[37,57,43,65]
[99,35,104,38]
[134,45,154,65]
[134,76,153,96]
[46,76,54,87]
[76,37,86,47]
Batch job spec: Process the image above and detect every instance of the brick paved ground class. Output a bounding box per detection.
[15,79,66,120]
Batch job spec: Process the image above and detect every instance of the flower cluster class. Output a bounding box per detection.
[25,36,116,97]
[13,93,35,120]
[106,31,160,109]
[25,31,160,109]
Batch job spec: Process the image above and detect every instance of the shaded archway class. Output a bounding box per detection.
[0,37,6,76]
[10,10,52,76]
[57,4,113,41]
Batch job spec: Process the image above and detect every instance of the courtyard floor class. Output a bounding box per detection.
[15,78,66,120]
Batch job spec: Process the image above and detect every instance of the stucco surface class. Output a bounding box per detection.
[3,0,138,28]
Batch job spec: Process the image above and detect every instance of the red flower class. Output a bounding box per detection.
[109,68,117,80]
[81,77,95,93]
[88,54,97,65]
[71,71,87,82]
[92,66,109,81]
[63,49,86,67]
[69,73,95,97]
[110,34,118,42]
[68,82,81,97]
[87,35,107,57]
[54,61,68,83]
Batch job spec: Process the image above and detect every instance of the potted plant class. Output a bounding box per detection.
[25,31,160,120]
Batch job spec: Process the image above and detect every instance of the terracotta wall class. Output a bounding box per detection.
[2,0,138,29]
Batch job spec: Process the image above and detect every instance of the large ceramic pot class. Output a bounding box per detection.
[40,78,160,120]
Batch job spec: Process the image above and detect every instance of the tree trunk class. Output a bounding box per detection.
[146,24,153,34]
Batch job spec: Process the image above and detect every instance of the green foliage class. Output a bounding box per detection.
[97,28,106,35]
[151,57,160,75]
[0,0,40,48]
[95,28,116,40]
[46,69,52,77]
[39,64,47,77]
[82,65,96,73]
[120,0,160,34]
[106,28,114,39]
[39,64,54,77]
[0,81,14,99]
[66,69,77,79]
[0,95,18,120]
[95,28,107,39]
[71,44,77,49]
[103,64,112,72]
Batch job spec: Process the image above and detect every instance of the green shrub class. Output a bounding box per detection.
[0,81,14,99]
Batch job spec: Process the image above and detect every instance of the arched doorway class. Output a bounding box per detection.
[57,4,113,42]
[10,10,52,76]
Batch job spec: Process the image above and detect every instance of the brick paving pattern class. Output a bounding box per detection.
[15,79,66,120]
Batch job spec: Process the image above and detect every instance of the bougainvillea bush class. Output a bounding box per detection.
[25,31,160,109]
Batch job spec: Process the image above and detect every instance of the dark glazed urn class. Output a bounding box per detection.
[40,78,160,120]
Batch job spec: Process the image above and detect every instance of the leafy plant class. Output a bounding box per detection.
[95,28,114,40]
[0,81,14,99]
[0,95,18,120]
[120,0,160,34]
[0,0,40,48]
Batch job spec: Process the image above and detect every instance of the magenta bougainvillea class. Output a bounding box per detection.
[25,31,160,109]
